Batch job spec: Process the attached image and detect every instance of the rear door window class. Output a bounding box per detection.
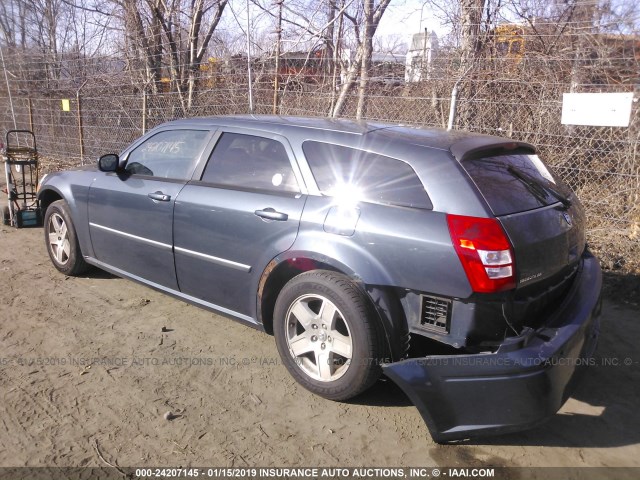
[302,141,431,209]
[201,133,299,194]
[462,154,573,216]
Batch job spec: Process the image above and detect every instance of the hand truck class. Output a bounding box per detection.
[2,130,43,227]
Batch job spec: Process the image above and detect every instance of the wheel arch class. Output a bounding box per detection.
[38,182,95,260]
[257,252,409,362]
[257,253,344,335]
[38,186,64,213]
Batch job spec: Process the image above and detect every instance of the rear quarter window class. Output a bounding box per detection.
[302,141,431,209]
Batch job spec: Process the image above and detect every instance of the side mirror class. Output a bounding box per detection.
[98,154,119,172]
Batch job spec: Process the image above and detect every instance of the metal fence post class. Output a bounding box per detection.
[272,0,283,115]
[142,90,147,134]
[447,83,458,131]
[0,45,17,130]
[76,91,85,165]
[246,0,254,114]
[28,98,34,132]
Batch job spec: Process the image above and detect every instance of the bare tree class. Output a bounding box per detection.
[115,0,164,93]
[458,0,485,69]
[331,0,390,118]
[0,0,29,48]
[148,0,228,110]
[0,0,115,93]
[450,0,483,128]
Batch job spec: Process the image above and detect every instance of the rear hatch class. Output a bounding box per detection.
[459,149,586,292]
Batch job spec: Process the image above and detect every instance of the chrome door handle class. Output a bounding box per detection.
[148,191,171,202]
[254,208,288,221]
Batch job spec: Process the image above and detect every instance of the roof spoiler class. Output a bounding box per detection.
[450,137,536,162]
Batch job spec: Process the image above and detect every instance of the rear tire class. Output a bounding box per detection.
[273,270,384,401]
[44,200,89,276]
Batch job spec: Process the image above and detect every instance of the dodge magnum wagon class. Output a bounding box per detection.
[38,115,602,442]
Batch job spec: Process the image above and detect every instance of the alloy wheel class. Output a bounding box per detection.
[285,294,353,382]
[48,213,70,265]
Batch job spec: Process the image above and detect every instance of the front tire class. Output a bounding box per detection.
[44,200,89,276]
[273,270,384,401]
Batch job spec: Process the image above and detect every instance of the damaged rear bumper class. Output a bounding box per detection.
[382,254,602,443]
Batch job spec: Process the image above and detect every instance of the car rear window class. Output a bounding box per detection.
[462,154,573,216]
[302,141,431,209]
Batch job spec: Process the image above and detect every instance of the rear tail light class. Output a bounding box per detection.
[446,214,516,293]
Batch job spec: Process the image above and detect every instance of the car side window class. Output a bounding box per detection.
[201,133,299,193]
[302,141,432,209]
[125,129,209,180]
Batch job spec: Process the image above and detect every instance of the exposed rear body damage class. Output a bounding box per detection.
[383,253,601,442]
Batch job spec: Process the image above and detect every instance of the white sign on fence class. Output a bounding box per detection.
[561,92,634,127]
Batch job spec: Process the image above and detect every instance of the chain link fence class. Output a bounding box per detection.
[1,51,638,274]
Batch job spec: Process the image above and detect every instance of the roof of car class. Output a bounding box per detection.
[164,115,535,158]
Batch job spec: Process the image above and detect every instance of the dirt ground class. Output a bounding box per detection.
[1,225,639,471]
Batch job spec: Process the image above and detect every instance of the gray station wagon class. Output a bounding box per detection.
[38,115,602,442]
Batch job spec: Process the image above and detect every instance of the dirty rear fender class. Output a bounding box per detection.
[284,230,394,286]
[263,238,409,360]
